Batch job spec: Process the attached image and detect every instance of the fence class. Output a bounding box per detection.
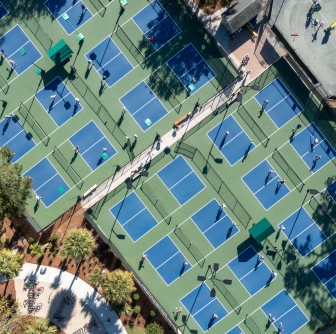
[263,238,331,326]
[238,104,270,146]
[18,103,50,145]
[84,212,181,334]
[309,196,336,229]
[0,75,9,94]
[88,0,105,16]
[115,25,147,65]
[174,225,205,267]
[141,182,172,224]
[68,74,132,158]
[213,280,241,314]
[272,148,304,192]
[148,68,182,112]
[52,146,84,189]
[175,142,252,228]
[244,315,262,334]
[20,5,53,51]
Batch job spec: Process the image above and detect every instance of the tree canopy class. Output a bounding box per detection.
[0,296,21,334]
[102,269,136,305]
[60,228,94,262]
[24,317,58,334]
[0,248,24,280]
[0,147,32,220]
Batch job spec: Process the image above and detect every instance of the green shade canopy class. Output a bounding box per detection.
[248,218,275,244]
[47,39,73,65]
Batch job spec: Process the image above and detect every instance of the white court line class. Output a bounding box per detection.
[239,261,264,281]
[254,175,280,195]
[80,136,105,155]
[132,96,156,116]
[35,172,59,192]
[156,251,180,270]
[192,299,216,317]
[169,171,193,190]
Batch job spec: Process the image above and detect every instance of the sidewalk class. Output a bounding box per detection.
[15,263,126,334]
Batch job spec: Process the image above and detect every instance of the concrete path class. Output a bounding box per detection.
[15,263,127,334]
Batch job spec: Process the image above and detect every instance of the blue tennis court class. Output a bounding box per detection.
[242,160,290,210]
[327,181,336,203]
[167,44,215,94]
[0,115,35,163]
[255,78,303,128]
[228,246,275,296]
[227,325,244,334]
[191,199,239,249]
[207,115,255,165]
[0,25,42,75]
[0,2,9,20]
[278,208,326,257]
[312,249,336,299]
[110,192,158,242]
[23,157,70,207]
[261,290,309,332]
[120,81,167,131]
[45,0,92,34]
[145,236,191,285]
[69,121,116,171]
[133,0,181,50]
[35,76,83,127]
[158,155,205,205]
[290,123,336,173]
[85,37,133,87]
[180,283,228,332]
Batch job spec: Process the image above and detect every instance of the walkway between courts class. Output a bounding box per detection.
[15,263,126,334]
[82,74,250,209]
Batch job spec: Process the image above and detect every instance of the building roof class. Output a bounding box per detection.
[222,0,263,33]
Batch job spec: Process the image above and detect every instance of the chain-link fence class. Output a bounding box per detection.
[175,142,252,228]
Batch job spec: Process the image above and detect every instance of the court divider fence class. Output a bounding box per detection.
[238,104,270,147]
[88,0,105,16]
[68,73,135,161]
[148,68,182,113]
[174,141,252,228]
[263,238,331,326]
[0,75,9,94]
[20,5,53,51]
[115,25,147,66]
[309,195,336,230]
[213,279,241,314]
[244,315,262,334]
[53,146,84,189]
[272,148,304,192]
[18,103,50,146]
[174,225,205,267]
[140,182,172,225]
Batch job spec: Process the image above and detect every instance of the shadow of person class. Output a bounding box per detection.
[138,259,145,270]
[34,200,40,213]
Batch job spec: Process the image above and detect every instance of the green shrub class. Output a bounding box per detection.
[149,309,156,317]
[133,292,140,301]
[13,224,22,231]
[51,233,59,242]
[133,305,141,315]
[29,243,45,258]
[27,237,35,244]
[145,323,164,334]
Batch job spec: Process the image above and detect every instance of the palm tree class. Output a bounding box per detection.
[89,267,103,288]
[60,228,94,262]
[102,269,136,305]
[24,317,57,334]
[0,248,23,295]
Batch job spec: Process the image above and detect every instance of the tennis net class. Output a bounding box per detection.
[53,146,83,189]
[18,103,50,145]
[213,280,241,313]
[141,182,172,224]
[0,75,9,94]
[115,25,146,65]
[238,104,270,146]
[272,148,304,192]
[245,315,262,334]
[174,225,205,267]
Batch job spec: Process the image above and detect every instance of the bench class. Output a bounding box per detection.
[173,113,190,129]
[83,184,97,198]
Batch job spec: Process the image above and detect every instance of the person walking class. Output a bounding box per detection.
[73,146,80,153]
